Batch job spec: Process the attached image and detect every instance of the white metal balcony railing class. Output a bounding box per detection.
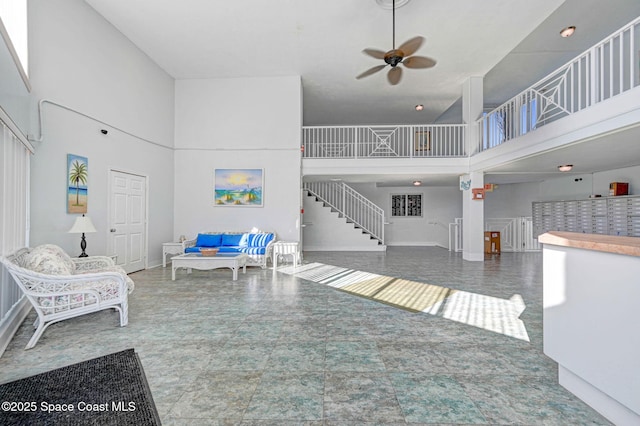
[479,16,640,151]
[449,217,540,253]
[301,17,640,159]
[302,125,466,159]
[304,181,384,244]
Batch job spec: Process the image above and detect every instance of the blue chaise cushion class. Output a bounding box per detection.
[239,246,268,255]
[218,246,268,255]
[196,233,223,247]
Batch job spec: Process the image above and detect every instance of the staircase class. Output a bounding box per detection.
[303,182,385,251]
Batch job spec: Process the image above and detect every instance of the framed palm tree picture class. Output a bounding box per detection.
[214,168,263,207]
[67,154,88,213]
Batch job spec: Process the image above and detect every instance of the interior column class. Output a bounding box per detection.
[462,171,485,261]
[462,76,484,261]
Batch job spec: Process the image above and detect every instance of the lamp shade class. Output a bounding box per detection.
[68,215,97,234]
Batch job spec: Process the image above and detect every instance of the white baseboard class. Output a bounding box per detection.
[385,242,441,247]
[463,251,485,261]
[303,245,386,252]
[0,297,31,357]
[559,365,640,426]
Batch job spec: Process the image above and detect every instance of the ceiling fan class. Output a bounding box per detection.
[356,0,436,85]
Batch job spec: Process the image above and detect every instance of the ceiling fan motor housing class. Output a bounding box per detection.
[384,49,404,67]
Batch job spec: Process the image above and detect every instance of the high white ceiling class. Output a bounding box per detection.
[84,0,640,186]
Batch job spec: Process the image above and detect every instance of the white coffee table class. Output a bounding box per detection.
[171,252,248,281]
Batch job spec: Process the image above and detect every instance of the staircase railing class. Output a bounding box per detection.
[304,181,385,244]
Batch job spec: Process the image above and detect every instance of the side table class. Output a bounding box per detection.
[162,242,184,267]
[272,241,301,270]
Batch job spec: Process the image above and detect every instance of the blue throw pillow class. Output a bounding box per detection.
[195,233,222,247]
[221,234,244,246]
[246,233,274,247]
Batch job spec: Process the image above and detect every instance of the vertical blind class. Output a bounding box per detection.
[0,117,30,328]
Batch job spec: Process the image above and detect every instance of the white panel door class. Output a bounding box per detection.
[109,170,147,273]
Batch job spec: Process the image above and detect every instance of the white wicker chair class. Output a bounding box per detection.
[1,245,134,349]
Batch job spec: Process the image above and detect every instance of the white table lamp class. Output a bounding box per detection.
[68,214,97,257]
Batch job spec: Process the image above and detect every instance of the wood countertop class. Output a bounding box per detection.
[538,231,640,257]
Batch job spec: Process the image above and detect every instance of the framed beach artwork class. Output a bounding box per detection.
[67,154,88,213]
[214,168,264,207]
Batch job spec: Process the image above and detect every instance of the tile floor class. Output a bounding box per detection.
[0,247,613,425]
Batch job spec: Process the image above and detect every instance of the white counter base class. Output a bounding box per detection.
[559,366,640,426]
[539,232,640,426]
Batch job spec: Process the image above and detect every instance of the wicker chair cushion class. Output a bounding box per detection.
[75,265,135,293]
[23,244,75,275]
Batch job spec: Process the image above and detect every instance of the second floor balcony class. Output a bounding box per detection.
[302,16,640,164]
[302,124,466,159]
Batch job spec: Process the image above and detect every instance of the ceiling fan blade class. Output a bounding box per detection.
[362,48,387,59]
[356,64,387,80]
[402,55,437,69]
[397,36,424,56]
[387,67,402,85]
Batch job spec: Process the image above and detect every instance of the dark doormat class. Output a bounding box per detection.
[0,348,161,425]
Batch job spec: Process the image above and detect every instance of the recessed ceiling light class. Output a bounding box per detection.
[413,180,422,186]
[415,104,424,111]
[560,26,576,38]
[558,164,573,172]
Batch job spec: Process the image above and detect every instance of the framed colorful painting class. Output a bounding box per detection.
[67,154,88,213]
[214,168,264,207]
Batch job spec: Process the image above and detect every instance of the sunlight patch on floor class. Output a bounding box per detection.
[278,262,529,341]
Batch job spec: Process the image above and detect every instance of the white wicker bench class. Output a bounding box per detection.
[1,245,134,349]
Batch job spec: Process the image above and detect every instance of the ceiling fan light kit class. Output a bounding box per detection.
[357,0,436,85]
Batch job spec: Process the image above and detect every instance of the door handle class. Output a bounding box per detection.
[110,229,116,232]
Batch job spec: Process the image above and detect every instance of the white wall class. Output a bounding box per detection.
[485,165,640,219]
[29,0,174,148]
[484,181,545,218]
[173,76,302,242]
[28,0,175,266]
[350,183,462,248]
